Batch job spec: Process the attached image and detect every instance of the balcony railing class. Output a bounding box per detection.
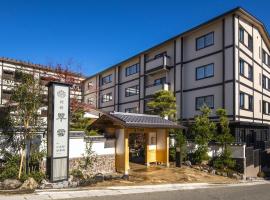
[2,73,14,80]
[145,55,170,74]
[145,83,170,97]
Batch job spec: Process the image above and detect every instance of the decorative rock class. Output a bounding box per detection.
[104,175,113,181]
[232,173,242,180]
[39,179,52,189]
[94,173,104,182]
[2,179,22,190]
[222,172,228,177]
[0,182,3,189]
[122,175,129,180]
[209,169,216,175]
[19,177,38,190]
[69,181,79,188]
[68,175,74,182]
[185,161,192,167]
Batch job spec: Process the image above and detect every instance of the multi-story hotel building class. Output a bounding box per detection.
[0,57,84,121]
[83,7,270,146]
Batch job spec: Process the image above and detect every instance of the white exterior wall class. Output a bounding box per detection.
[69,137,115,159]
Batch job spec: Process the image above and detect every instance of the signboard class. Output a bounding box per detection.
[47,82,70,182]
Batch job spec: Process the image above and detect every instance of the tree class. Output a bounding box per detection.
[147,90,176,118]
[213,108,235,170]
[9,71,44,178]
[174,129,187,165]
[192,105,216,164]
[43,62,96,131]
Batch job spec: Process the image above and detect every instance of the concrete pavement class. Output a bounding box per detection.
[0,181,269,200]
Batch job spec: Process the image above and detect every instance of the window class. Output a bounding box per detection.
[154,77,166,86]
[263,101,269,114]
[239,28,244,42]
[87,98,94,105]
[239,59,253,81]
[239,92,245,109]
[195,95,214,110]
[101,74,112,85]
[239,59,245,75]
[125,107,138,113]
[263,75,267,89]
[263,50,267,64]
[125,63,140,76]
[248,35,253,50]
[239,92,253,111]
[239,27,253,51]
[101,93,112,103]
[196,32,214,50]
[125,85,139,97]
[248,64,253,80]
[196,63,214,80]
[248,95,253,111]
[87,82,93,90]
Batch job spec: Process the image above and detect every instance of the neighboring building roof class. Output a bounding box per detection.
[84,7,270,81]
[0,57,85,78]
[90,111,186,129]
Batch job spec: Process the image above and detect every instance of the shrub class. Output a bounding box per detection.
[257,171,265,178]
[212,148,235,170]
[0,154,20,181]
[71,169,84,179]
[169,148,176,162]
[193,146,209,164]
[86,129,100,136]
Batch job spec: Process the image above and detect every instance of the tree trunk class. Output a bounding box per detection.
[18,148,24,179]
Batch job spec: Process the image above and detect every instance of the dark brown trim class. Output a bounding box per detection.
[85,7,257,82]
[173,39,176,96]
[237,15,240,121]
[233,14,236,121]
[180,37,184,120]
[175,79,233,93]
[175,44,233,66]
[1,61,3,105]
[117,66,120,111]
[252,24,255,123]
[222,18,225,108]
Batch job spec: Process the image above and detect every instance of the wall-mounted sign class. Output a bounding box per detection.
[47,82,70,182]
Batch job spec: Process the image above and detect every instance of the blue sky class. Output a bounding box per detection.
[0,0,269,76]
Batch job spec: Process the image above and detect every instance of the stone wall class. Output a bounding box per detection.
[69,154,115,175]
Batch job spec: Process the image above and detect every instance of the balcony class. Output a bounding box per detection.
[145,55,171,74]
[145,83,170,97]
[2,73,14,80]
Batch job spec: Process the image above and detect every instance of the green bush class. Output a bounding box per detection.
[193,146,209,164]
[19,171,45,183]
[212,148,235,170]
[86,129,100,136]
[70,169,84,179]
[257,171,265,178]
[169,148,176,162]
[0,155,20,181]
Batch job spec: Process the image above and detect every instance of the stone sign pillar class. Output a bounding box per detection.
[47,82,70,182]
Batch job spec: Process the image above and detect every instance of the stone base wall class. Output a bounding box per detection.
[69,154,115,175]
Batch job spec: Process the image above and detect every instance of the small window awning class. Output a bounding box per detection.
[89,111,186,129]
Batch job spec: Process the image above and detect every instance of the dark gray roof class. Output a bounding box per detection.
[108,112,185,129]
